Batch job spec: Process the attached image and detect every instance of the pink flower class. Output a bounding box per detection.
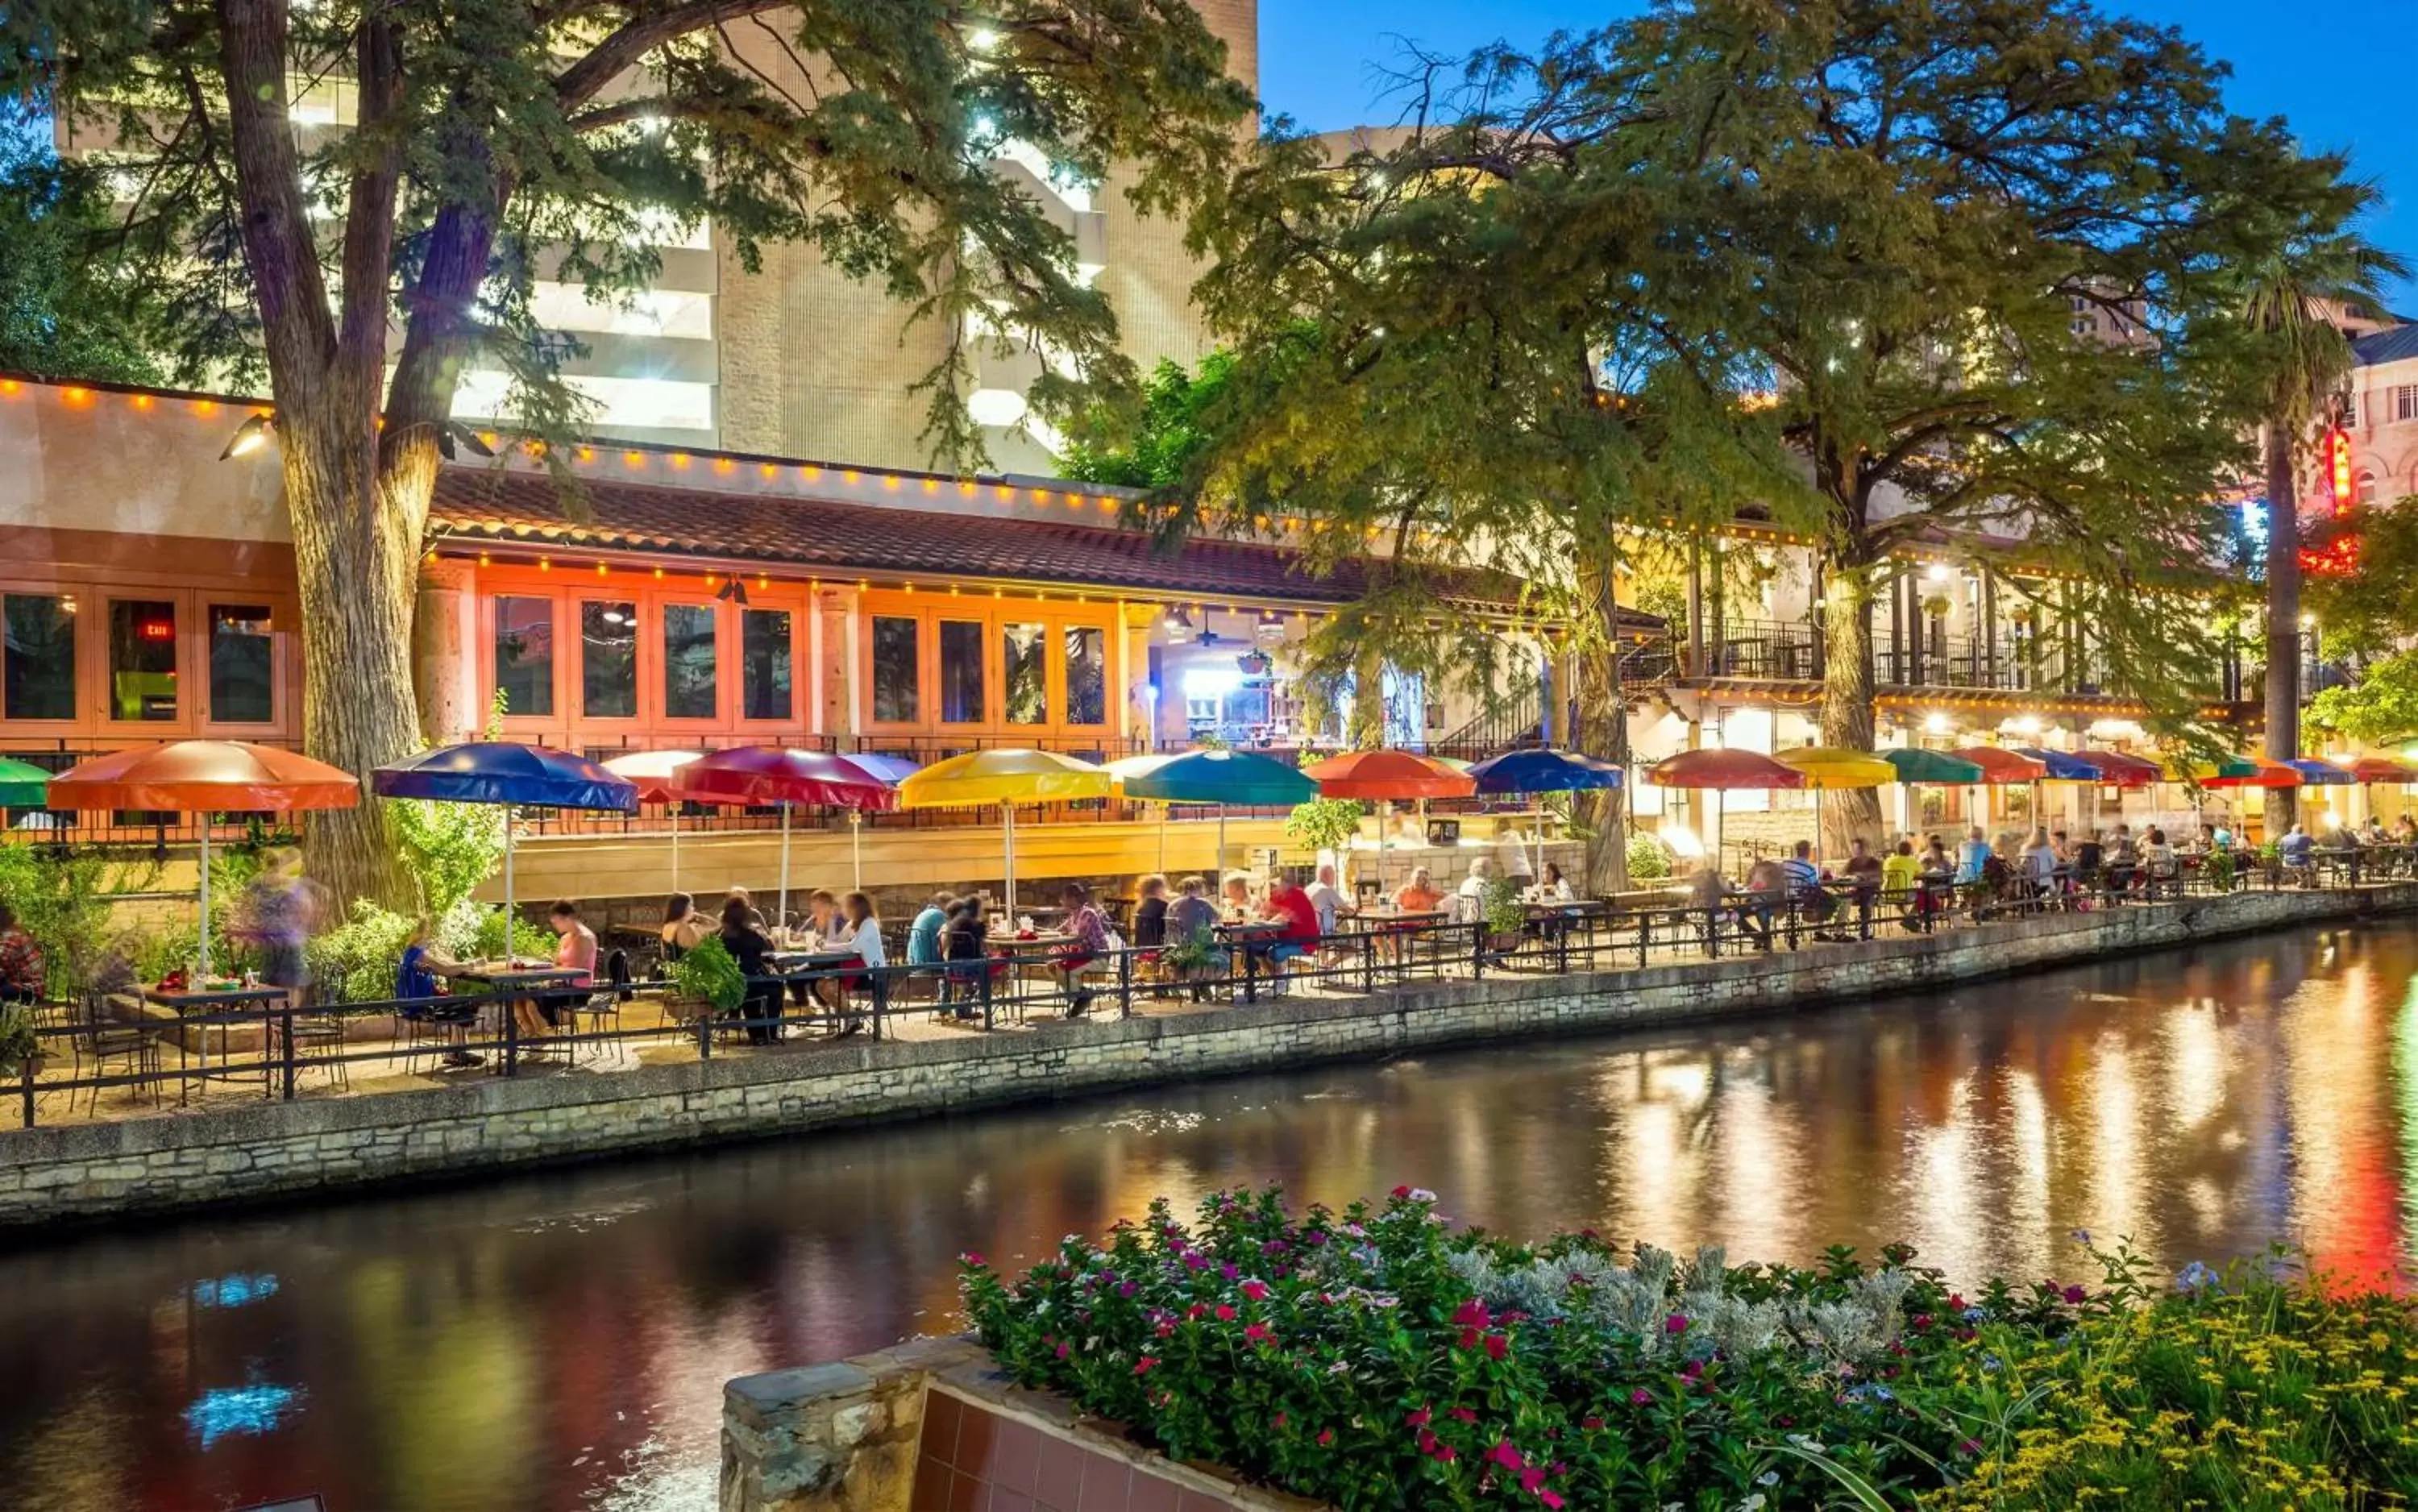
[1273,1412,1288,1429]
[1664,1315,1689,1334]
[1214,1304,1236,1322]
[1134,1356,1160,1376]
[1451,1298,1493,1328]
[1541,1493,1565,1510]
[1182,1252,1209,1271]
[1484,1332,1509,1361]
[1519,1466,1547,1493]
[1949,1294,1967,1311]
[1450,1407,1478,1424]
[1244,1322,1273,1345]
[1391,1185,1413,1199]
[1405,1407,1431,1428]
[1489,1440,1524,1471]
[960,1251,986,1267]
[1154,1321,1174,1338]
[1240,1280,1269,1301]
[1186,1303,1207,1321]
[2062,1285,2088,1305]
[1457,1327,1481,1350]
[1580,1417,1604,1431]
[1911,1314,1934,1331]
[1053,1342,1069,1360]
[1316,1428,1334,1447]
[1629,1388,1652,1406]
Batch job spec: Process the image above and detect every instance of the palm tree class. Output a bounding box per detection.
[2236,172,2408,838]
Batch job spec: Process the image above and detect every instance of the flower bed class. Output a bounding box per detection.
[964,1186,2418,1509]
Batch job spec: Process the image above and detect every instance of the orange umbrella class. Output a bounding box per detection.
[1303,750,1475,893]
[2203,758,2302,791]
[1646,750,1806,874]
[48,741,359,978]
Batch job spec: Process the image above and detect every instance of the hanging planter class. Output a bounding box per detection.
[1921,594,1952,618]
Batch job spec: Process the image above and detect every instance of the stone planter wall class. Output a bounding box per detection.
[723,1338,1319,1512]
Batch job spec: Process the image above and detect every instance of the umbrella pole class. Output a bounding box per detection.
[778,803,792,927]
[1217,808,1228,879]
[1003,801,1017,916]
[1714,790,1725,875]
[1378,801,1391,897]
[670,808,680,893]
[197,820,211,979]
[1157,803,1167,876]
[851,808,863,892]
[503,804,515,960]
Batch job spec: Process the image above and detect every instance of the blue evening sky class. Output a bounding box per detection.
[1260,1,2418,308]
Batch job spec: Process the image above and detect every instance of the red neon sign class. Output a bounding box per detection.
[2329,428,2354,513]
[138,620,173,642]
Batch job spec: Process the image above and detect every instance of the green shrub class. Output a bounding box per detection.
[0,845,157,999]
[669,933,746,1011]
[965,1186,2418,1510]
[1285,795,1369,860]
[1625,831,1672,881]
[305,900,417,1004]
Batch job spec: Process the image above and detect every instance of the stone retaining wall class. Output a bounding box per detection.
[3,883,2411,1231]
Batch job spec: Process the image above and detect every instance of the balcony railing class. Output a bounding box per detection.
[1655,622,2244,702]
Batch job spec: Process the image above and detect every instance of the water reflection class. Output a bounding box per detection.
[1,922,2416,1510]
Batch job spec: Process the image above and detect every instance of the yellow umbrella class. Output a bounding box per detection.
[899,749,1113,914]
[1775,746,1897,860]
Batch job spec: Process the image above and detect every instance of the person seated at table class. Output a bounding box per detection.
[2398,814,2418,846]
[725,887,767,930]
[1952,826,1992,888]
[1840,838,1882,938]
[819,891,884,1034]
[1881,840,1924,924]
[2142,827,2181,896]
[717,897,780,1045]
[1781,840,1838,939]
[659,892,710,965]
[1263,875,1322,985]
[2279,823,2316,883]
[1131,874,1170,950]
[526,899,598,1035]
[2362,816,2389,846]
[1741,854,1786,950]
[803,888,842,945]
[0,902,41,1006]
[2019,828,2058,903]
[940,898,1003,1020]
[1394,866,1447,915]
[1453,858,1498,926]
[1051,883,1111,1017]
[1304,864,1352,933]
[1219,871,1259,923]
[396,915,480,1067]
[906,891,955,971]
[1534,862,1575,904]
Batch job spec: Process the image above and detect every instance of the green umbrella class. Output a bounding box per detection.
[0,758,52,808]
[1881,749,1986,785]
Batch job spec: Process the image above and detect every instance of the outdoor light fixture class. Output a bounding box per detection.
[218,413,274,460]
[1924,562,1953,584]
[1924,712,1950,735]
[1161,604,1194,641]
[715,576,750,606]
[435,422,496,461]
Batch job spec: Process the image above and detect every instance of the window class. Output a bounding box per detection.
[2,593,77,721]
[1064,625,1106,725]
[581,600,638,718]
[939,620,986,723]
[2396,384,2418,422]
[741,609,793,721]
[493,596,555,717]
[208,604,275,724]
[108,599,178,721]
[663,604,718,719]
[1003,622,1047,725]
[870,617,920,724]
[2358,471,2379,506]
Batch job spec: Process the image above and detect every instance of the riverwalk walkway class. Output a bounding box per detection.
[4,874,2413,1228]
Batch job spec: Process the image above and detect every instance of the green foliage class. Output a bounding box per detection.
[0,845,157,999]
[389,799,509,919]
[1625,831,1672,882]
[459,902,549,965]
[2310,648,2418,749]
[305,901,419,1006]
[0,1003,38,1075]
[669,933,746,1013]
[2306,498,2418,663]
[1061,352,1237,493]
[966,1186,2418,1511]
[1284,795,1368,860]
[1481,877,1526,938]
[0,104,177,384]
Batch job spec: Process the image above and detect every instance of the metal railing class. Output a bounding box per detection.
[13,848,2412,1130]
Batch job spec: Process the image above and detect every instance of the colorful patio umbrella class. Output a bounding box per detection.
[2351,758,2418,784]
[1882,749,1986,786]
[2158,754,2259,783]
[1951,747,2050,784]
[0,757,52,808]
[2077,750,2162,788]
[842,752,924,786]
[1304,750,1478,894]
[1647,749,1805,873]
[1773,748,1896,859]
[2012,746,2103,782]
[1109,749,1319,877]
[600,750,704,891]
[1465,748,1625,795]
[2202,758,2302,791]
[674,747,897,918]
[897,750,1112,915]
[48,740,359,978]
[373,742,638,951]
[2286,758,2357,787]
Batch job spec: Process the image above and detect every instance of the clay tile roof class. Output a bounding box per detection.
[426,465,1600,619]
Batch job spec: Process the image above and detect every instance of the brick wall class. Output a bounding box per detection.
[4,883,2410,1230]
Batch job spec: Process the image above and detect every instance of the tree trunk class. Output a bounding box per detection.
[1574,539,1630,895]
[2262,421,2301,838]
[1347,643,1388,750]
[1820,563,1884,857]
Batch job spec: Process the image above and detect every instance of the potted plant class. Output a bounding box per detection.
[668,933,746,1022]
[1482,877,1528,950]
[0,1004,41,1080]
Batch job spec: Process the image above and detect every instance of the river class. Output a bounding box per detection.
[3,920,2415,1510]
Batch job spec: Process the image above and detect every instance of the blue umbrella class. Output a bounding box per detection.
[2286,758,2356,787]
[2013,746,2103,782]
[1465,748,1625,795]
[374,742,638,948]
[844,752,924,786]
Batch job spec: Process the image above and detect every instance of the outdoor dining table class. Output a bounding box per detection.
[143,982,287,1095]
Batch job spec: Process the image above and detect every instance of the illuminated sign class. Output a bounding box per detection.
[2329,428,2354,513]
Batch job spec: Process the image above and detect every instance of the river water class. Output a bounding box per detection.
[4,920,2416,1510]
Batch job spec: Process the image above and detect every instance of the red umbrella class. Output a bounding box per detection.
[1302,749,1477,800]
[674,747,897,918]
[1645,749,1807,790]
[48,740,359,978]
[2351,758,2417,784]
[2077,750,2162,789]
[2203,758,2302,791]
[1949,747,2050,785]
